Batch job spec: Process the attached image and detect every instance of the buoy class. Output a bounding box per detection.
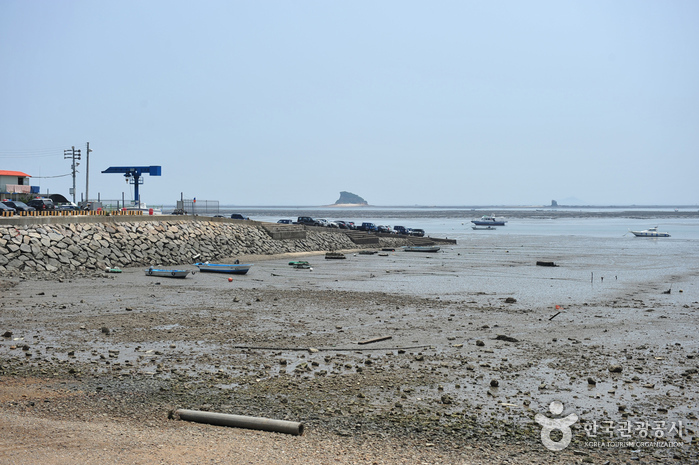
[228,277,233,282]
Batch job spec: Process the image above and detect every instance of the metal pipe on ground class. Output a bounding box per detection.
[176,409,304,436]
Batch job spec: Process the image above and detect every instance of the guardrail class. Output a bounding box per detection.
[1,209,145,217]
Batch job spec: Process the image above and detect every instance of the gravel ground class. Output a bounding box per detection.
[1,242,697,464]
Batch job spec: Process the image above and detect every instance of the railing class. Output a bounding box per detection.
[1,209,145,217]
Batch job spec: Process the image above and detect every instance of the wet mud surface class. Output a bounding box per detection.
[1,237,698,463]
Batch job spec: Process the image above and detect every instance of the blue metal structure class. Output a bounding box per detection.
[101,166,161,207]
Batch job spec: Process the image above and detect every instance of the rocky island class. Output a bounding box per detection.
[331,191,368,207]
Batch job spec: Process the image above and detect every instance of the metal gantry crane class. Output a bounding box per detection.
[101,166,161,208]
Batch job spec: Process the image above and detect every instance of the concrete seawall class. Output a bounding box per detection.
[0,215,422,275]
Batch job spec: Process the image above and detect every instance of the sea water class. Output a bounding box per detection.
[211,206,699,241]
[209,207,699,306]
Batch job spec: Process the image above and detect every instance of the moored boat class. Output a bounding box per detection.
[194,262,253,274]
[325,252,346,259]
[404,246,440,253]
[289,260,311,269]
[146,267,190,278]
[471,214,507,226]
[629,226,670,238]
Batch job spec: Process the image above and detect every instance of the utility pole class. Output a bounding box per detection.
[85,142,92,207]
[64,146,81,204]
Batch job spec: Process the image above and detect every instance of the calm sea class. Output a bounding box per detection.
[189,206,699,241]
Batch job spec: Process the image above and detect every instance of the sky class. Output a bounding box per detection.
[1,1,698,207]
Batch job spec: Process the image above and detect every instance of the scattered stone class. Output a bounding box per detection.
[101,327,110,335]
[495,335,518,343]
[490,379,499,387]
[587,377,596,385]
[2,331,11,338]
[609,364,623,373]
[504,297,517,303]
[476,340,485,347]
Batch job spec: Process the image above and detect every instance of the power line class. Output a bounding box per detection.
[0,153,61,159]
[30,173,73,179]
[0,147,66,157]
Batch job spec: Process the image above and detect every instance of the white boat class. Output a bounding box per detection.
[404,246,440,253]
[194,261,253,274]
[472,226,496,230]
[629,227,670,238]
[145,267,190,278]
[471,214,507,226]
[125,202,162,215]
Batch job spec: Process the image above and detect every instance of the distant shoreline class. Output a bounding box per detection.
[196,204,699,210]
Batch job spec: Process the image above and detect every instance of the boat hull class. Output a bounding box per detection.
[404,246,440,253]
[194,263,252,274]
[471,214,507,226]
[471,220,506,226]
[630,231,670,237]
[146,268,190,278]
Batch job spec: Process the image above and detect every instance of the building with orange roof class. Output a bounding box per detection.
[0,170,37,195]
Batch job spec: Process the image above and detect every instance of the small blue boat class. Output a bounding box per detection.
[146,267,190,278]
[194,262,253,274]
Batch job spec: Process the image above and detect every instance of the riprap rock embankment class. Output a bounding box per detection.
[0,217,413,275]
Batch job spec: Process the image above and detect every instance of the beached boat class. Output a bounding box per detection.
[471,214,507,226]
[288,261,311,269]
[194,262,253,274]
[472,226,496,230]
[325,252,346,259]
[629,227,670,238]
[404,246,440,253]
[145,267,190,278]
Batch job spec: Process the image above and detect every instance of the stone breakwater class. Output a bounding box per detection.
[0,217,412,275]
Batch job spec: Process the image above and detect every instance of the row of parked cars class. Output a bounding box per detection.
[1,198,58,214]
[279,217,425,236]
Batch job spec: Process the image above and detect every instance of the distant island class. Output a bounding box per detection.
[330,191,368,207]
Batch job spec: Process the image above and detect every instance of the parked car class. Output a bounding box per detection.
[377,225,392,233]
[410,228,425,237]
[230,213,249,220]
[334,221,349,229]
[56,203,79,211]
[277,219,293,224]
[0,203,16,215]
[27,198,55,211]
[359,222,377,232]
[2,200,35,212]
[393,225,408,234]
[297,216,320,226]
[346,222,356,230]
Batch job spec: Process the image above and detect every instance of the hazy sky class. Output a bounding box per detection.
[1,1,697,206]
